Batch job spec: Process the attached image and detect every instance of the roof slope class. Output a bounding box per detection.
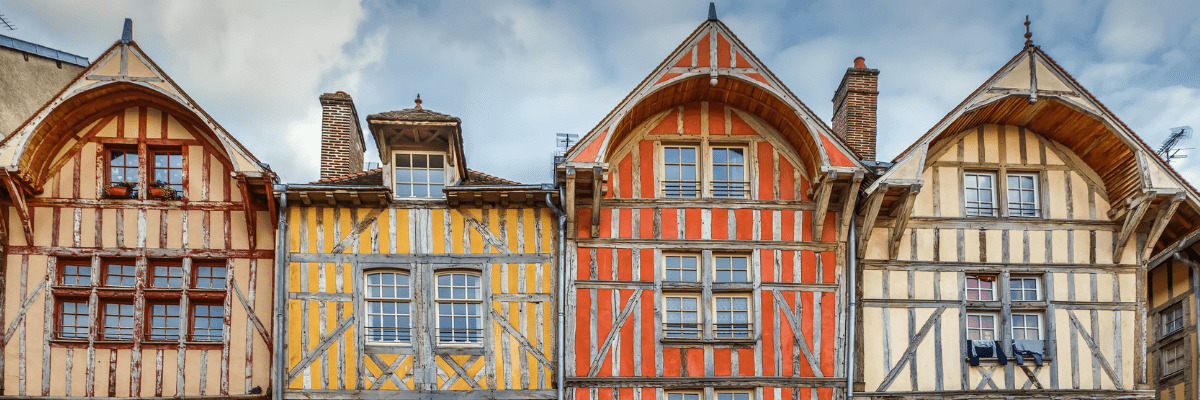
[0,39,86,137]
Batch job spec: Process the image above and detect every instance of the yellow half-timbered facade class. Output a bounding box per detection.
[279,95,560,399]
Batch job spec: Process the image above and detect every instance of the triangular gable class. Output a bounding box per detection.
[869,43,1199,208]
[0,38,268,179]
[563,17,863,172]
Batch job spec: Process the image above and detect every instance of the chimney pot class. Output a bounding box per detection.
[854,57,866,69]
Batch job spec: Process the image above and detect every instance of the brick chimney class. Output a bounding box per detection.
[319,91,365,180]
[832,57,879,161]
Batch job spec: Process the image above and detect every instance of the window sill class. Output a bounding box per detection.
[964,357,1053,365]
[50,339,222,349]
[660,338,756,346]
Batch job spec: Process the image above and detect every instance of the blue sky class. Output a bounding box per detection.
[4,1,1200,185]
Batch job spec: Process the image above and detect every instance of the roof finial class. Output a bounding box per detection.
[120,18,133,44]
[414,94,422,109]
[1024,15,1033,47]
[708,2,718,21]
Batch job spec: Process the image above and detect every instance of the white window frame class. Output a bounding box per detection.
[663,254,700,283]
[435,272,483,344]
[1006,173,1040,217]
[713,255,750,283]
[665,391,703,400]
[713,295,753,339]
[1162,341,1186,375]
[965,275,998,301]
[663,295,702,339]
[661,145,700,198]
[391,150,449,199]
[1010,313,1043,340]
[364,270,413,344]
[715,391,755,400]
[1162,303,1186,338]
[966,312,999,341]
[1009,276,1042,302]
[964,172,997,216]
[709,146,748,199]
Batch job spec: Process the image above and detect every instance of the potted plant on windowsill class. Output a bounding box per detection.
[147,180,178,200]
[104,182,137,199]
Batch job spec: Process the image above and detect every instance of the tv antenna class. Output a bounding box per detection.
[0,12,16,31]
[553,133,578,165]
[1157,126,1192,165]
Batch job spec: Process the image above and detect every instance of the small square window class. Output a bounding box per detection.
[714,296,752,339]
[1163,341,1186,375]
[966,313,997,341]
[1162,303,1185,337]
[965,275,996,301]
[666,393,701,400]
[714,256,749,282]
[664,255,699,282]
[1011,313,1043,340]
[102,302,135,340]
[191,304,224,342]
[109,149,139,185]
[664,296,701,339]
[152,264,184,288]
[105,263,137,287]
[964,172,997,216]
[152,151,184,194]
[61,262,91,286]
[717,392,754,400]
[662,146,698,198]
[711,147,747,198]
[1006,173,1039,217]
[394,152,446,199]
[148,303,181,340]
[59,301,89,339]
[194,264,226,289]
[1010,277,1041,301]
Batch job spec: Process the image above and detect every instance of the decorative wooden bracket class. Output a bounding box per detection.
[837,171,865,243]
[590,166,603,237]
[564,167,577,239]
[236,176,259,245]
[1141,192,1185,260]
[857,184,887,258]
[811,171,836,241]
[1113,192,1154,263]
[2,171,34,246]
[262,180,278,229]
[887,185,921,260]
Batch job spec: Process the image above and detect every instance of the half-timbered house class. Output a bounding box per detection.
[853,24,1200,399]
[278,94,560,399]
[0,20,277,399]
[558,6,866,400]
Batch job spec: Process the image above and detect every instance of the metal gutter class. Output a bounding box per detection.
[544,192,567,400]
[847,221,857,399]
[272,188,288,400]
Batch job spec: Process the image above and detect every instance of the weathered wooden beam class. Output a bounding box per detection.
[838,172,864,243]
[1141,193,1184,260]
[1113,193,1153,262]
[574,238,836,251]
[811,175,833,240]
[771,290,823,377]
[590,166,603,237]
[286,315,355,382]
[875,306,947,392]
[587,288,641,376]
[1067,311,1124,389]
[3,173,34,246]
[564,167,577,238]
[857,185,887,257]
[888,185,921,259]
[237,177,259,244]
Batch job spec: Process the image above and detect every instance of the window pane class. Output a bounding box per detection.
[59,301,89,339]
[191,304,224,341]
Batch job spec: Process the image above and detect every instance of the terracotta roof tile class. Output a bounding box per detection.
[367,108,459,123]
[311,168,383,186]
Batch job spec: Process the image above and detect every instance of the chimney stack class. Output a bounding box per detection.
[319,91,365,180]
[832,57,879,161]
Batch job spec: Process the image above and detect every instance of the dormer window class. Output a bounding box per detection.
[393,151,447,199]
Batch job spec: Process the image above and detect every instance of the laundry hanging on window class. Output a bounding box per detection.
[967,339,1007,366]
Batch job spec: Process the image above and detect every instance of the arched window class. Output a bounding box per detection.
[365,271,411,343]
[436,273,482,344]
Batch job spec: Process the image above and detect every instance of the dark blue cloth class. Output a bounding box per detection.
[967,339,1007,366]
[1012,339,1045,366]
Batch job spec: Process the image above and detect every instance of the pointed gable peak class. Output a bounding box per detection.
[708,2,718,21]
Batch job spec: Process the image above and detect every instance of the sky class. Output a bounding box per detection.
[3,0,1200,186]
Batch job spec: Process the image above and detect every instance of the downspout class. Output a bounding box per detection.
[847,220,857,399]
[273,188,289,400]
[545,191,567,400]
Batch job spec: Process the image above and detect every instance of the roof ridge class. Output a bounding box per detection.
[312,167,383,184]
[466,168,521,185]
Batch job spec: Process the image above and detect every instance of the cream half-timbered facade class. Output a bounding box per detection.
[0,22,277,399]
[279,98,559,399]
[559,11,865,400]
[854,37,1200,398]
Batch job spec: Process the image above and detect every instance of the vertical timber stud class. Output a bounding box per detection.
[565,167,577,239]
[591,167,603,237]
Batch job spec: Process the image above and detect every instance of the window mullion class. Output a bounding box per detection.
[701,250,713,340]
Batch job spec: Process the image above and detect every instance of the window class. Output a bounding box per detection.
[191,304,224,341]
[716,392,753,400]
[964,172,996,216]
[194,265,226,289]
[105,262,137,287]
[103,303,135,340]
[664,296,701,339]
[666,393,701,400]
[1009,276,1041,301]
[714,256,749,282]
[1011,313,1043,340]
[394,152,446,199]
[1006,174,1039,217]
[59,301,89,339]
[152,264,184,288]
[714,296,752,339]
[152,151,184,193]
[1162,303,1185,337]
[965,275,996,301]
[663,146,698,197]
[148,303,181,340]
[1162,341,1186,375]
[52,257,227,344]
[966,313,997,340]
[108,149,139,185]
[436,273,482,344]
[664,255,699,282]
[365,272,412,343]
[710,147,747,198]
[61,262,91,286]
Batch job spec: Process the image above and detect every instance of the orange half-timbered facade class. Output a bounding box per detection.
[560,10,865,400]
[0,22,277,400]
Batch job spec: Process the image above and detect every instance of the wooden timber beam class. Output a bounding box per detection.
[263,180,278,229]
[2,172,34,246]
[590,166,603,237]
[564,167,577,239]
[888,185,921,260]
[837,171,865,243]
[1113,192,1154,263]
[811,171,835,240]
[856,184,887,258]
[237,176,259,245]
[1142,193,1185,260]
